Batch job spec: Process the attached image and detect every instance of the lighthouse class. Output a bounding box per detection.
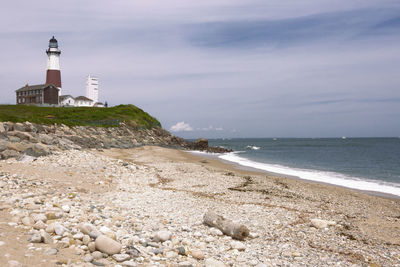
[46,36,62,94]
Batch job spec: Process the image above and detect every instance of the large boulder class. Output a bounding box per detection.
[0,140,7,152]
[7,131,36,142]
[13,123,25,132]
[24,143,50,157]
[1,149,20,159]
[0,123,5,134]
[194,138,209,150]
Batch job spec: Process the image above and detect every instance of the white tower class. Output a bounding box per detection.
[46,36,62,95]
[85,75,99,104]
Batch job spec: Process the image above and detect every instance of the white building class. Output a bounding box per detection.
[85,75,98,104]
[59,95,75,106]
[74,96,94,107]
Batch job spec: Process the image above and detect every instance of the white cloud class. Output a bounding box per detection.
[170,121,193,132]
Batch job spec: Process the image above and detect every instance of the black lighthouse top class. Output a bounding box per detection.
[47,36,61,55]
[49,36,58,48]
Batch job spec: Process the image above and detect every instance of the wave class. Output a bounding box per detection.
[219,152,400,197]
[246,145,260,150]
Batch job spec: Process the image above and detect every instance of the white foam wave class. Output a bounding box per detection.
[219,152,400,197]
[246,145,260,150]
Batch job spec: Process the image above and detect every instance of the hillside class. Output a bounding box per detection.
[0,104,161,129]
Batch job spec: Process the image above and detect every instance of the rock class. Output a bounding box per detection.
[121,261,137,267]
[95,235,122,255]
[8,260,23,267]
[44,248,58,256]
[177,246,186,255]
[154,230,172,242]
[0,140,7,152]
[179,262,194,267]
[112,254,131,262]
[190,249,205,260]
[1,149,20,159]
[92,251,103,260]
[31,213,47,223]
[13,123,25,132]
[54,223,66,236]
[194,138,208,150]
[73,233,84,240]
[33,220,47,230]
[82,235,91,245]
[210,228,223,236]
[29,143,50,157]
[79,223,101,239]
[88,242,96,252]
[0,241,5,246]
[310,219,336,229]
[205,258,226,267]
[166,251,178,259]
[28,233,42,243]
[6,142,29,152]
[99,226,116,240]
[61,205,70,213]
[230,240,246,251]
[40,229,53,244]
[21,216,35,226]
[0,122,5,134]
[84,255,94,262]
[45,224,55,234]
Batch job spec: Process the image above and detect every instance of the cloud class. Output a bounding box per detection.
[170,121,193,132]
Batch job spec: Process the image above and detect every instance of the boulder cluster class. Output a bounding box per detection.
[0,122,229,160]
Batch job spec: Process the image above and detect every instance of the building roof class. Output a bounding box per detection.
[75,96,93,101]
[15,84,59,92]
[59,95,74,101]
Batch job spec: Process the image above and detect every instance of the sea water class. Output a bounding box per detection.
[205,138,400,197]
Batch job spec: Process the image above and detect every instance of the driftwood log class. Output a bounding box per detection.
[203,211,249,240]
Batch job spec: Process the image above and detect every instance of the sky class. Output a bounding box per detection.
[1,0,400,138]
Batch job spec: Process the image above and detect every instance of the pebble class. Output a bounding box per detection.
[21,216,34,226]
[191,249,205,260]
[166,251,178,259]
[95,235,122,255]
[84,255,94,262]
[40,229,53,244]
[210,228,223,236]
[44,248,58,256]
[112,253,131,262]
[121,261,137,267]
[54,224,66,236]
[154,230,172,242]
[28,233,42,243]
[33,220,47,230]
[230,240,246,251]
[62,204,70,213]
[205,258,226,267]
[310,218,336,229]
[92,251,103,260]
[0,241,5,246]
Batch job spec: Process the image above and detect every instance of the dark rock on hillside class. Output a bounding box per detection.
[194,138,208,150]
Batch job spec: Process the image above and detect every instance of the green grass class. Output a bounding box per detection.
[0,104,161,128]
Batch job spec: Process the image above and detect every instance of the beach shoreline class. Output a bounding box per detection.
[1,146,399,266]
[188,150,400,201]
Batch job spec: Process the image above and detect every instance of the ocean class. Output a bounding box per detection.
[205,138,400,197]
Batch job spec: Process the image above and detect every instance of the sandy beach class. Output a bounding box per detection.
[1,146,400,267]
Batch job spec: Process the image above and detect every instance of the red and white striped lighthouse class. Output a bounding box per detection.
[46,36,62,93]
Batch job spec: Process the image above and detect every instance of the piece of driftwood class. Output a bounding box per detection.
[203,211,249,240]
